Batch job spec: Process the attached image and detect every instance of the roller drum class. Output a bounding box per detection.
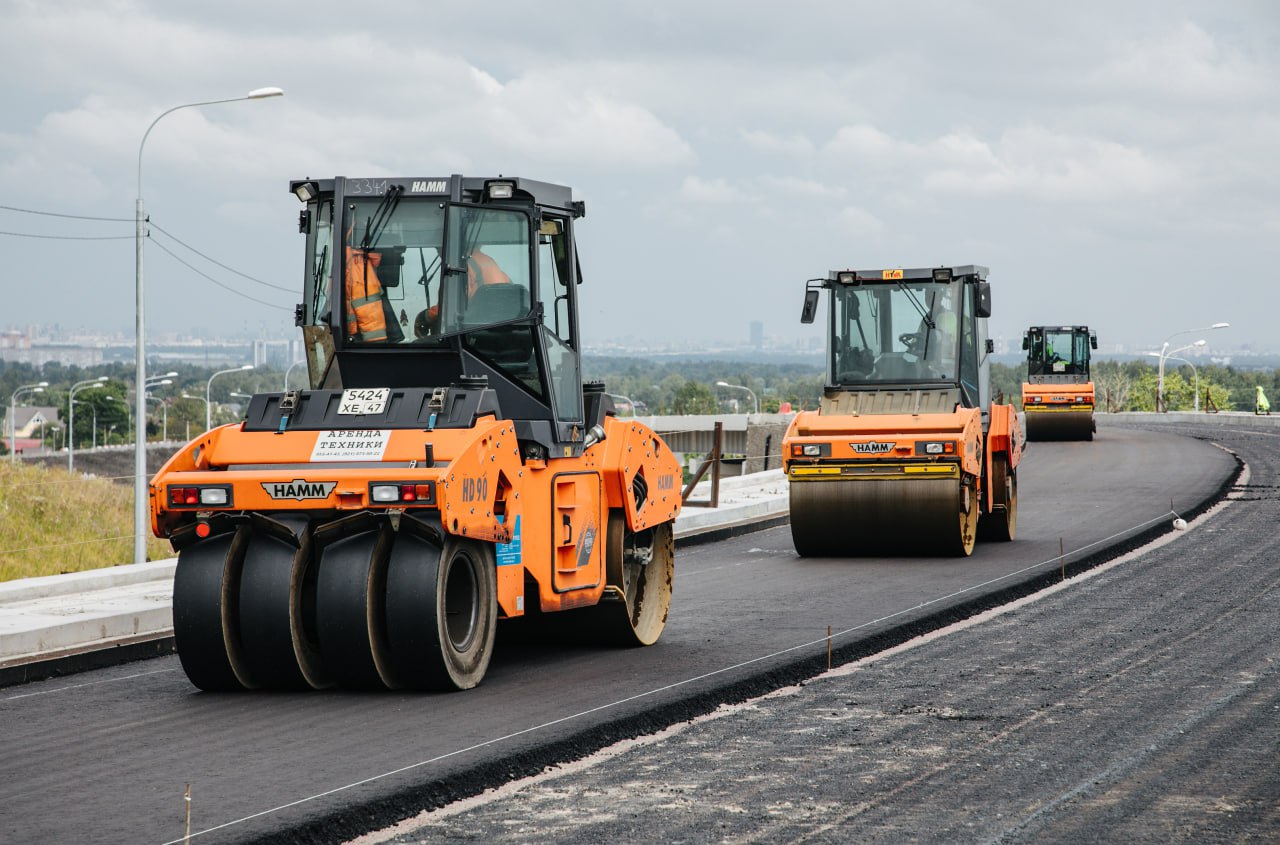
[1024,409,1094,441]
[789,476,977,557]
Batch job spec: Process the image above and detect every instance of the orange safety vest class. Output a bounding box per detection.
[344,247,390,341]
[425,248,512,324]
[466,248,511,295]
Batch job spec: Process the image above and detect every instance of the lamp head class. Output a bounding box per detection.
[247,87,284,100]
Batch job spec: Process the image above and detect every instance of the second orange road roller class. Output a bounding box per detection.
[150,175,682,691]
[782,265,1022,557]
[1021,325,1098,441]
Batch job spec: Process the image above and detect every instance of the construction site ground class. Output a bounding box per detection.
[357,418,1280,845]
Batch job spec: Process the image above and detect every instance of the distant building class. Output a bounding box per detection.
[749,321,764,351]
[0,329,103,367]
[5,405,60,455]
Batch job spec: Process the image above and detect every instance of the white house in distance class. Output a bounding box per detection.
[5,405,59,456]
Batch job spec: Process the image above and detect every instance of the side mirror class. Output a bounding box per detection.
[1021,332,1029,351]
[1090,333,1098,350]
[986,339,994,354]
[974,282,992,319]
[800,290,820,324]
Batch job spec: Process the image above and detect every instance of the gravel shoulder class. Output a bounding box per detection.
[356,422,1280,845]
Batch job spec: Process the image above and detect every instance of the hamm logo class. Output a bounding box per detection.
[851,441,895,454]
[262,480,337,501]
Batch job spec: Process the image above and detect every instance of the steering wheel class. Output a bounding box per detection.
[898,332,921,353]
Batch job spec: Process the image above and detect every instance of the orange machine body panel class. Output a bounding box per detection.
[150,412,682,619]
[1021,380,1095,414]
[783,403,1021,515]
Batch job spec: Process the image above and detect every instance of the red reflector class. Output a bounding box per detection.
[944,442,955,453]
[195,522,212,538]
[400,484,416,502]
[171,487,198,505]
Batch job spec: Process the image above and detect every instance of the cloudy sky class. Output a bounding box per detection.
[1,1,1276,355]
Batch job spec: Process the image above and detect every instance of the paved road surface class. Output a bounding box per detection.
[0,425,1239,843]
[359,419,1280,844]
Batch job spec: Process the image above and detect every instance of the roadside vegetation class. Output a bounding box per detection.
[587,356,1280,415]
[0,462,171,582]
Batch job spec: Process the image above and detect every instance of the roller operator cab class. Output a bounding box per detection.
[783,266,1022,557]
[1021,325,1098,441]
[150,176,682,692]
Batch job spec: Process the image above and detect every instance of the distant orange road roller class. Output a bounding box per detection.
[1022,325,1098,441]
[783,266,1022,556]
[151,176,682,691]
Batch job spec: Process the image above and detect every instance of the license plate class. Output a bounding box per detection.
[338,388,390,415]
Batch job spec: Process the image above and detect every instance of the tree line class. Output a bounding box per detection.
[4,354,1276,456]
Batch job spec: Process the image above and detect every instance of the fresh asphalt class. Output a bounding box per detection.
[0,421,1246,844]
[360,417,1280,845]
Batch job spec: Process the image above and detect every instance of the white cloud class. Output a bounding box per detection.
[1094,21,1273,104]
[835,206,885,240]
[680,176,748,203]
[740,129,815,157]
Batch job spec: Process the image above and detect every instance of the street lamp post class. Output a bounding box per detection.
[284,359,306,391]
[133,88,283,565]
[1156,323,1228,413]
[1149,352,1203,412]
[144,379,173,441]
[181,393,209,432]
[1155,339,1208,413]
[715,380,759,415]
[72,400,99,451]
[9,381,47,462]
[206,364,254,431]
[68,376,108,472]
[106,394,133,443]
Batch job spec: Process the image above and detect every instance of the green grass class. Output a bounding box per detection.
[0,462,172,582]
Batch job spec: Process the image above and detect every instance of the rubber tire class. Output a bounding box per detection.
[172,527,256,691]
[387,536,496,691]
[238,526,329,690]
[978,456,1017,543]
[315,527,399,690]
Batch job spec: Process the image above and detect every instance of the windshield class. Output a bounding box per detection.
[1028,329,1090,377]
[338,199,534,347]
[829,280,962,384]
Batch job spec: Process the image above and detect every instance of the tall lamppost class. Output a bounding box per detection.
[72,400,99,451]
[134,87,283,565]
[1149,351,1204,412]
[1156,323,1227,413]
[181,392,209,432]
[144,379,173,441]
[68,376,109,472]
[715,380,759,415]
[9,381,47,462]
[284,359,306,391]
[1155,339,1208,413]
[107,395,131,440]
[206,364,254,431]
